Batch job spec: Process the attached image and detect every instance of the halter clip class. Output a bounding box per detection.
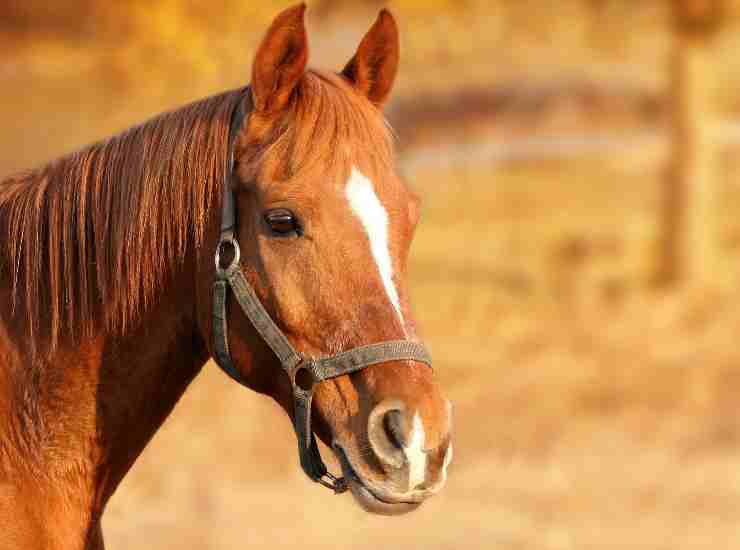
[318,472,348,494]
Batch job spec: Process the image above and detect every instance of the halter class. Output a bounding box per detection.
[211,90,432,493]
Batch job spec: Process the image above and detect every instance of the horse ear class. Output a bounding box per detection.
[251,3,308,114]
[341,9,400,107]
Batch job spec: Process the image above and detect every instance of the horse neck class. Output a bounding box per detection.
[0,250,210,516]
[91,261,210,504]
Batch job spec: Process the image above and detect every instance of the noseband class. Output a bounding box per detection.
[211,90,432,493]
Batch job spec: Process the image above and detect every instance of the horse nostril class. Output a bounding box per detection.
[383,409,407,450]
[368,400,407,469]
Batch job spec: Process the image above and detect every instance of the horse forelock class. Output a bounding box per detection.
[240,69,395,194]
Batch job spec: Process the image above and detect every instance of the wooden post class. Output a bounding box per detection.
[657,0,724,287]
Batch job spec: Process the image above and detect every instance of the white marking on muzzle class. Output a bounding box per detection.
[345,166,404,327]
[441,444,453,481]
[405,412,427,490]
[437,401,453,487]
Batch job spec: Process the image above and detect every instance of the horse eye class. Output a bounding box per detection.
[264,208,299,235]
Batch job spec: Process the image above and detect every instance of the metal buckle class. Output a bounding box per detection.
[317,472,348,494]
[214,235,241,277]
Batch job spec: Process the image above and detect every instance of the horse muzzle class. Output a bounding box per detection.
[332,398,453,516]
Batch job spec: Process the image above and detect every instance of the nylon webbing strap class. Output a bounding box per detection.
[293,386,329,480]
[225,267,302,371]
[212,278,243,384]
[311,340,432,381]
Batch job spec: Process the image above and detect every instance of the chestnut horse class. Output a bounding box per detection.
[0,4,451,548]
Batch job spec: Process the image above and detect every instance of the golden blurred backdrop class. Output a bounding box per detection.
[4,1,740,548]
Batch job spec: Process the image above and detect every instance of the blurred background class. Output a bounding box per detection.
[3,0,740,548]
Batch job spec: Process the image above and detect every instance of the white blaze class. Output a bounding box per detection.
[345,166,404,325]
[346,167,428,490]
[437,401,453,488]
[406,412,427,489]
[440,443,453,486]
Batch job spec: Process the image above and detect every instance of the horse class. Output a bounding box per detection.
[0,4,452,548]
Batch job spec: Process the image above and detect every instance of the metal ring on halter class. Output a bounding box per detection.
[291,360,318,392]
[215,235,241,277]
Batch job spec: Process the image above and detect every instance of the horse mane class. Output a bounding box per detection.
[0,88,243,353]
[0,69,393,356]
